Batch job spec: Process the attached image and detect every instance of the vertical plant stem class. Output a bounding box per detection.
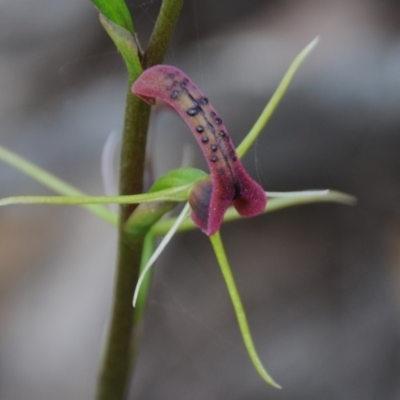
[143,0,184,68]
[96,1,184,399]
[96,91,150,400]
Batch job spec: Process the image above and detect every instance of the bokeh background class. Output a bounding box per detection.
[1,0,400,399]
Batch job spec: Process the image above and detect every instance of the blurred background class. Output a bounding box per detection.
[1,0,400,399]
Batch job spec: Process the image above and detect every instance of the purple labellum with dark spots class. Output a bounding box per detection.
[132,65,267,236]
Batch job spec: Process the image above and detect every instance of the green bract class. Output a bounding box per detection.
[99,14,142,83]
[148,167,208,193]
[91,0,134,34]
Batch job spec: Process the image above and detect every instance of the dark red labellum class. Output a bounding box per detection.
[132,65,267,235]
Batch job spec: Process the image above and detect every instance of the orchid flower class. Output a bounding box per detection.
[132,65,266,236]
[0,38,356,390]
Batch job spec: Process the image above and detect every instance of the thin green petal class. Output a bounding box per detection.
[150,189,356,235]
[237,37,320,158]
[0,184,192,208]
[132,202,191,307]
[0,144,117,225]
[134,232,156,325]
[209,231,281,389]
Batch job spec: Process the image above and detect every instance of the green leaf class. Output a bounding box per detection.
[99,14,142,82]
[149,167,208,193]
[92,0,134,34]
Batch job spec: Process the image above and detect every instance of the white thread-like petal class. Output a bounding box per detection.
[133,202,191,307]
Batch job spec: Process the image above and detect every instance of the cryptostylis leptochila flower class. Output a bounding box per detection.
[132,65,266,235]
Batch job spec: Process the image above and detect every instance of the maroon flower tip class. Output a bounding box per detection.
[132,65,267,235]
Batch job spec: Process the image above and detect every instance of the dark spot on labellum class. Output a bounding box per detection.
[167,73,175,79]
[210,144,218,152]
[219,130,226,137]
[187,107,199,116]
[228,147,236,160]
[233,183,241,199]
[202,136,209,143]
[170,90,180,99]
[210,111,216,117]
[215,117,222,125]
[199,97,209,105]
[196,125,204,133]
[210,156,218,162]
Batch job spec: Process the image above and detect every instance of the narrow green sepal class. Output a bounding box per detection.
[237,37,320,158]
[209,231,281,389]
[92,0,134,34]
[99,14,142,82]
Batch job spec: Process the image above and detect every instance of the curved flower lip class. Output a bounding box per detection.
[132,65,266,235]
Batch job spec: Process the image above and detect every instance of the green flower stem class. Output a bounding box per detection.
[143,0,184,68]
[0,144,117,225]
[209,231,281,389]
[236,37,319,158]
[97,2,184,399]
[96,89,150,400]
[151,190,356,235]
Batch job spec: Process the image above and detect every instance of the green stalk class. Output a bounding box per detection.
[96,1,184,399]
[143,0,184,68]
[96,93,150,400]
[209,231,281,389]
